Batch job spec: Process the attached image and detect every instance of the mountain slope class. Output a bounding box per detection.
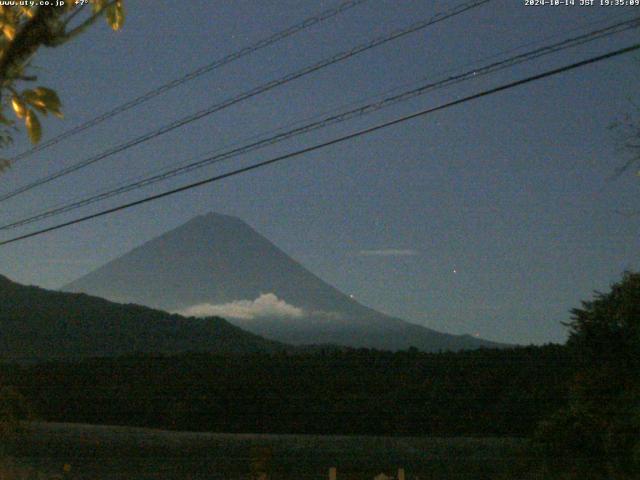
[64,213,505,351]
[0,274,284,360]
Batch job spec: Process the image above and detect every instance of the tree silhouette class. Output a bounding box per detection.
[537,272,640,478]
[0,1,124,164]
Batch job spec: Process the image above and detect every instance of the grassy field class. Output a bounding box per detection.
[2,422,540,480]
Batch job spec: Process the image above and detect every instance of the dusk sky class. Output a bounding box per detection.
[0,0,638,345]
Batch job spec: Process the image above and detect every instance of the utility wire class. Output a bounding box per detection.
[1,42,637,247]
[7,0,370,163]
[0,0,491,203]
[11,9,632,224]
[2,16,638,231]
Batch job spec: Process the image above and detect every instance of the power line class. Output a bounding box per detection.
[1,42,637,247]
[6,0,370,164]
[10,10,631,225]
[0,0,491,204]
[2,16,637,231]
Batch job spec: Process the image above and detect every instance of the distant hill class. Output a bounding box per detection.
[64,213,506,352]
[0,275,283,360]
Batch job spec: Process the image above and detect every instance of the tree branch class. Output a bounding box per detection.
[0,7,61,85]
[53,1,117,46]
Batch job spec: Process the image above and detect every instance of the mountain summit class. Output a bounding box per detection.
[64,213,503,351]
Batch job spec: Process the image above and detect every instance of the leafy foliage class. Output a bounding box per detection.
[0,273,572,438]
[536,272,640,478]
[0,274,283,358]
[566,271,640,360]
[0,385,31,443]
[0,1,124,157]
[0,345,572,437]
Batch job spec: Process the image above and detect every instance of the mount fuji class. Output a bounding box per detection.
[63,213,504,351]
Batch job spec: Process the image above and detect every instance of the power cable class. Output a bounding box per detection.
[6,0,371,163]
[14,8,631,222]
[0,0,491,203]
[1,42,637,247]
[2,17,637,231]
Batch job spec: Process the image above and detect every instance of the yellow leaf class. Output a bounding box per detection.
[19,7,35,18]
[23,90,48,115]
[25,110,42,144]
[2,25,15,41]
[92,0,107,13]
[11,95,27,119]
[106,1,125,31]
[30,101,48,115]
[33,86,63,116]
[34,87,61,105]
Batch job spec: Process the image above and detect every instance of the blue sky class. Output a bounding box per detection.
[0,0,639,344]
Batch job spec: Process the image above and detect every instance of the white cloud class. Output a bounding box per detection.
[357,249,418,257]
[177,293,304,320]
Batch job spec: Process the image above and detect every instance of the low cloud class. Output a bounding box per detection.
[357,249,418,257]
[177,293,304,320]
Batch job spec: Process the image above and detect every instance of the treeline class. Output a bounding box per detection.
[0,274,284,359]
[0,344,572,437]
